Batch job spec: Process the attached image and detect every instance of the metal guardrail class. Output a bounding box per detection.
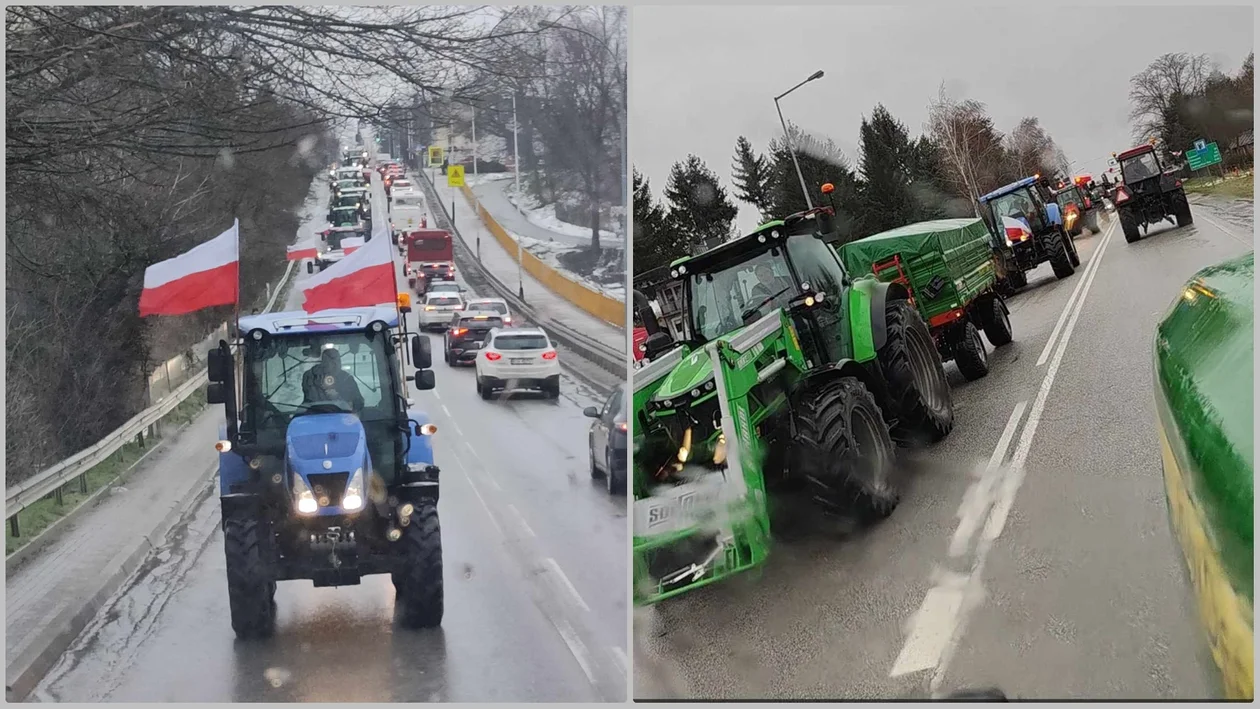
[5,258,297,535]
[415,169,626,379]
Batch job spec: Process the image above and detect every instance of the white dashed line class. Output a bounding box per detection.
[611,645,629,674]
[544,557,590,613]
[550,615,598,685]
[1036,223,1114,367]
[948,400,1027,558]
[507,503,536,538]
[440,404,452,417]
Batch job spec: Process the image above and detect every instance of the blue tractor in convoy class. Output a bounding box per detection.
[205,300,444,638]
[978,174,1080,293]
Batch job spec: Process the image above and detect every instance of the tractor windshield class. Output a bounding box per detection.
[1121,151,1160,183]
[1054,187,1082,211]
[984,188,1039,229]
[687,249,794,342]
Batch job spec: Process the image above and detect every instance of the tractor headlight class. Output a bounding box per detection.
[293,473,318,514]
[342,467,365,511]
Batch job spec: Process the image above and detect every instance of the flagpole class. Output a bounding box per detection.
[231,218,243,427]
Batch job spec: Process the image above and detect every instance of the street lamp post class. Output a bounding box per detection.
[511,92,524,300]
[774,70,825,211]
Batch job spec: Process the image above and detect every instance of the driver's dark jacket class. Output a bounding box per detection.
[301,365,365,412]
[749,277,790,304]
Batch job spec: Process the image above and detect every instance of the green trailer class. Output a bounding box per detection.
[838,218,1014,381]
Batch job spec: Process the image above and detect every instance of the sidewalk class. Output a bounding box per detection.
[425,171,626,353]
[470,176,626,250]
[5,410,220,699]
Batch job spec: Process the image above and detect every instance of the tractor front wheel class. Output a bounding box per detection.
[877,300,955,445]
[1046,228,1076,278]
[395,502,444,629]
[794,378,899,522]
[223,515,277,640]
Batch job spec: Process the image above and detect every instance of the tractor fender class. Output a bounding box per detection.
[218,423,253,496]
[793,358,888,413]
[404,407,438,467]
[1044,202,1063,227]
[850,278,912,357]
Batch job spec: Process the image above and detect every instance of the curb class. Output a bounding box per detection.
[4,460,218,703]
[5,413,204,576]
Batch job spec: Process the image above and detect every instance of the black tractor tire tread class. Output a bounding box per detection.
[1120,208,1141,243]
[979,296,1014,347]
[877,300,955,444]
[223,516,277,640]
[1044,229,1076,278]
[396,503,444,629]
[793,378,899,521]
[953,322,990,381]
[1174,192,1194,226]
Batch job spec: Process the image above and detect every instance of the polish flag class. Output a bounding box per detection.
[1001,216,1032,243]
[139,220,239,316]
[287,244,319,261]
[301,226,396,313]
[341,236,366,255]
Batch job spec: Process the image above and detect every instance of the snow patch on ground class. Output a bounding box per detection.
[463,171,516,187]
[504,229,626,303]
[504,182,623,241]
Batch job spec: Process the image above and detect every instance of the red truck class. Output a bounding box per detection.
[403,229,455,295]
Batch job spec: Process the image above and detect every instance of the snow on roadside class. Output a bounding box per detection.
[503,228,625,303]
[503,182,623,242]
[463,171,515,187]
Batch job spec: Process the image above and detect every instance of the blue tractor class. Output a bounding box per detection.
[978,175,1080,292]
[204,302,443,638]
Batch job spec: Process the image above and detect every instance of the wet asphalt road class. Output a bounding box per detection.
[34,168,629,702]
[635,204,1252,701]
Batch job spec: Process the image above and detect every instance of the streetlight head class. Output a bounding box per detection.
[808,70,824,81]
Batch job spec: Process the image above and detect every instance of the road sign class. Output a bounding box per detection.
[1194,139,1207,151]
[1186,142,1223,171]
[427,146,443,166]
[447,164,465,187]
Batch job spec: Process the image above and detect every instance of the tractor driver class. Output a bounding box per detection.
[302,346,365,413]
[750,263,790,303]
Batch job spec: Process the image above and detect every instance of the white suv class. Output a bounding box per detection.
[464,297,513,325]
[475,327,560,400]
[418,292,464,331]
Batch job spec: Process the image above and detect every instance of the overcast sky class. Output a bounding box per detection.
[631,4,1253,234]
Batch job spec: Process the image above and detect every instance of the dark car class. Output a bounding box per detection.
[584,382,627,495]
[443,313,503,365]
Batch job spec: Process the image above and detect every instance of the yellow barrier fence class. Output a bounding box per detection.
[459,185,624,327]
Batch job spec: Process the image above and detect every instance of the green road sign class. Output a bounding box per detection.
[1187,142,1223,171]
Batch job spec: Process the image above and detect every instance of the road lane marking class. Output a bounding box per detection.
[449,449,505,538]
[890,567,970,676]
[1198,212,1252,246]
[948,401,1027,558]
[611,645,629,675]
[507,503,537,538]
[441,404,452,417]
[544,557,591,613]
[1036,223,1115,367]
[550,614,598,686]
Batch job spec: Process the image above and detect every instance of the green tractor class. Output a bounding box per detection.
[632,205,956,605]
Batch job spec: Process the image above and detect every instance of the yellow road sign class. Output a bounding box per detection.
[427,146,443,166]
[447,164,465,187]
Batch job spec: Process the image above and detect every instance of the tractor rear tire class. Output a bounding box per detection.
[223,516,277,640]
[1046,228,1076,279]
[396,502,444,629]
[1120,208,1141,243]
[953,322,990,381]
[1173,192,1194,226]
[793,377,899,522]
[877,300,954,445]
[979,296,1013,347]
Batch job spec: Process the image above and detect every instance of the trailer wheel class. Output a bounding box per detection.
[953,322,989,381]
[979,296,1013,347]
[223,515,277,640]
[1045,228,1076,279]
[793,377,899,522]
[1120,207,1142,243]
[877,300,954,445]
[396,502,444,629]
[1173,192,1194,226]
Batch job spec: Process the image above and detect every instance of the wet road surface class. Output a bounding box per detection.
[635,205,1251,701]
[34,167,629,703]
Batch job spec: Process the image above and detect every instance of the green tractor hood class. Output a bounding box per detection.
[649,325,757,404]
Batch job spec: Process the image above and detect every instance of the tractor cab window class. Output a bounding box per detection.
[688,250,793,341]
[1054,188,1082,211]
[785,233,847,299]
[1121,151,1160,183]
[987,188,1040,230]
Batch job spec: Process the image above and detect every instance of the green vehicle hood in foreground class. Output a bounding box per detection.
[650,326,758,403]
[1153,251,1253,700]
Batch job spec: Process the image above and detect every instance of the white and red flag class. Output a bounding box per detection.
[287,244,319,261]
[340,236,366,255]
[301,227,396,313]
[138,220,239,316]
[1001,215,1032,243]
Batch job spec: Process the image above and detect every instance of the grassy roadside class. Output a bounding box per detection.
[1184,174,1254,201]
[5,388,209,556]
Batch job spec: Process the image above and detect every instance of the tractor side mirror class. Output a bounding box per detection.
[207,347,231,383]
[643,332,674,359]
[306,262,314,274]
[411,334,432,370]
[206,382,226,405]
[413,369,436,390]
[583,406,599,418]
